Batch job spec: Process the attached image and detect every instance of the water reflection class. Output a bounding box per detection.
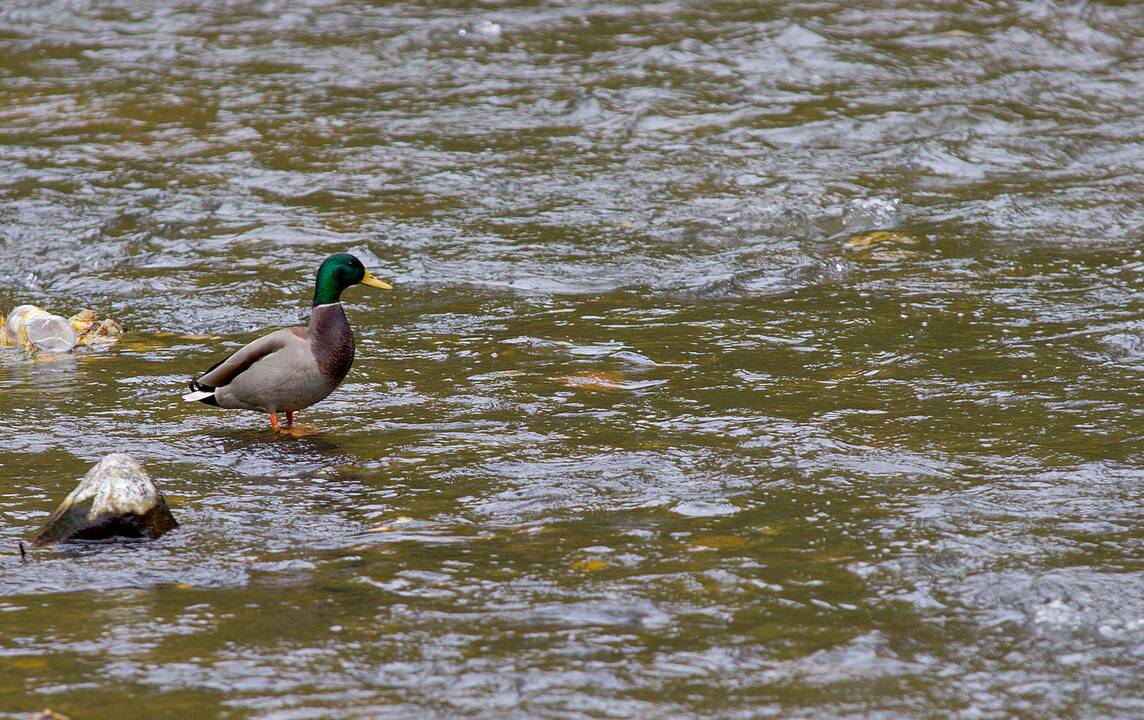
[203,428,352,475]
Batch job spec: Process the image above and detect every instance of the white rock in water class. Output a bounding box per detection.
[32,453,178,547]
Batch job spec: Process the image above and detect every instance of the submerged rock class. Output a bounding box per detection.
[32,454,178,547]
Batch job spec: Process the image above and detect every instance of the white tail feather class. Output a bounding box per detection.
[182,390,214,402]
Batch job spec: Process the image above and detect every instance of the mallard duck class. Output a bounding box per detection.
[182,253,392,431]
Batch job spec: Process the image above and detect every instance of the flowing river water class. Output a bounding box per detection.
[1,1,1143,718]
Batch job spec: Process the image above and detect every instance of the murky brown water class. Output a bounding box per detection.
[2,1,1143,717]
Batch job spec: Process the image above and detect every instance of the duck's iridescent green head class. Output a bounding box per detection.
[312,253,393,306]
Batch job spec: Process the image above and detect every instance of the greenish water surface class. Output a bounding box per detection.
[1,1,1142,718]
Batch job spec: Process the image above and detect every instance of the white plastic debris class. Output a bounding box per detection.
[6,305,76,352]
[2,305,123,353]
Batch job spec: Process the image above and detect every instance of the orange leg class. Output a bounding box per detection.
[286,411,295,427]
[269,413,280,431]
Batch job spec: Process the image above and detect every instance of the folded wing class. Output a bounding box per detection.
[183,329,299,403]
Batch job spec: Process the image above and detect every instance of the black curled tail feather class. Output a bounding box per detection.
[188,377,220,406]
[186,352,232,406]
[189,377,213,392]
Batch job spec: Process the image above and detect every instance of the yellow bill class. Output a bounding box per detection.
[361,271,393,290]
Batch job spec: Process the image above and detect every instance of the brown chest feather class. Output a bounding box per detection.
[308,304,356,383]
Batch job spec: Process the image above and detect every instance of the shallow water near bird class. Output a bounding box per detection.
[1,1,1143,718]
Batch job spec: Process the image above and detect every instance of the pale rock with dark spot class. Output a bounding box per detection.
[32,453,178,547]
